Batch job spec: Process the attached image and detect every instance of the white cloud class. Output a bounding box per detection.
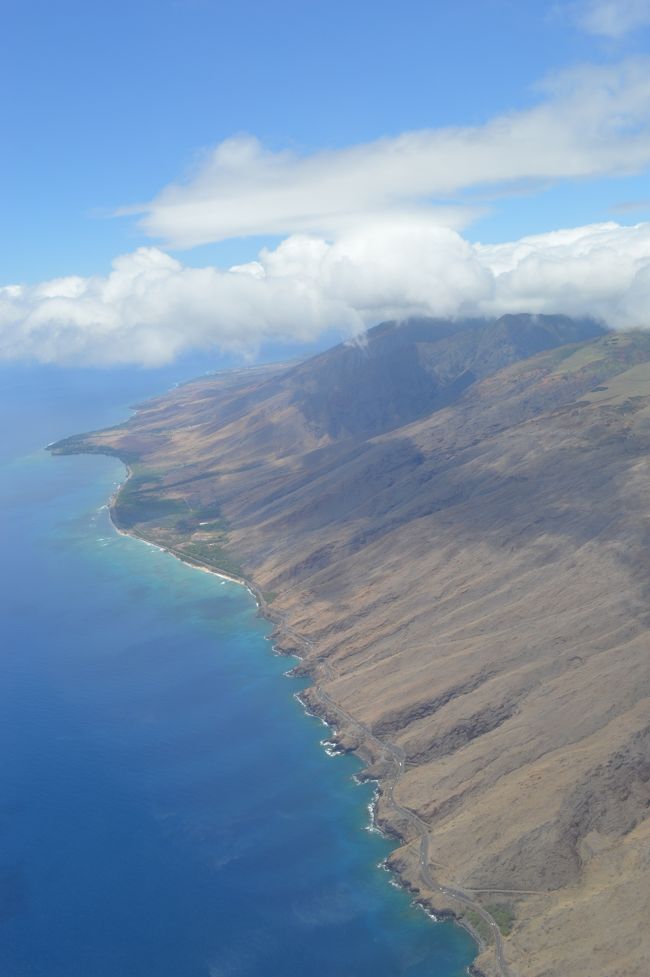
[0,247,361,366]
[3,220,650,366]
[575,0,650,37]
[123,60,650,249]
[477,221,650,322]
[20,55,644,366]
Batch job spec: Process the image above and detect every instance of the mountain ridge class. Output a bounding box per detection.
[52,315,650,977]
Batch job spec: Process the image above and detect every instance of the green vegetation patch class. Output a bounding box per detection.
[486,903,515,936]
[173,503,227,535]
[550,342,610,376]
[180,540,243,578]
[551,331,650,379]
[114,469,187,529]
[464,903,514,941]
[464,910,493,945]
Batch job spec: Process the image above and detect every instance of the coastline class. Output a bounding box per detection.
[45,328,650,977]
[104,463,501,977]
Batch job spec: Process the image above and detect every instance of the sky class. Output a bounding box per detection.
[3,0,650,365]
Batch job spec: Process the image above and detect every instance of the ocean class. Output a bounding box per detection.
[0,363,475,977]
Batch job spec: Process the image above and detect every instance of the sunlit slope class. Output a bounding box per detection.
[54,320,650,977]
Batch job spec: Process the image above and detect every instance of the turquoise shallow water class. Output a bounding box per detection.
[0,365,475,977]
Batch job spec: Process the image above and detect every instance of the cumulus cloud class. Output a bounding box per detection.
[0,247,361,366]
[477,221,650,322]
[10,56,647,366]
[575,0,650,37]
[3,220,650,366]
[123,60,650,248]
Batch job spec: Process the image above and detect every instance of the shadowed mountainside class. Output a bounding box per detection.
[53,315,650,977]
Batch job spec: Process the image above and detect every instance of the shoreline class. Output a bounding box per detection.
[101,462,500,977]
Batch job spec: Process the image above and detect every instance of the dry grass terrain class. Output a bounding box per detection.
[53,318,650,977]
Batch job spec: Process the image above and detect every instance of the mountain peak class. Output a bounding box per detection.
[286,313,605,439]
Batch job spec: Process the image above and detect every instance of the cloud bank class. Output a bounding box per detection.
[126,60,650,248]
[3,220,650,365]
[6,56,650,366]
[576,0,650,38]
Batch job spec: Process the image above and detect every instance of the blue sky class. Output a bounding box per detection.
[3,0,650,364]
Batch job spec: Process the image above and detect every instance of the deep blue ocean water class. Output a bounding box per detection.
[0,364,475,977]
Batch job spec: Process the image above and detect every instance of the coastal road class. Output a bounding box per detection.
[122,542,513,977]
[238,589,513,977]
[314,686,513,977]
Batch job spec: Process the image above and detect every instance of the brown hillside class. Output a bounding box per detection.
[53,318,650,977]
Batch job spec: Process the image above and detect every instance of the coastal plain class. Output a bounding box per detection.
[54,316,650,977]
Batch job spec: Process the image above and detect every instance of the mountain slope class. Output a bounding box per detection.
[53,317,650,977]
